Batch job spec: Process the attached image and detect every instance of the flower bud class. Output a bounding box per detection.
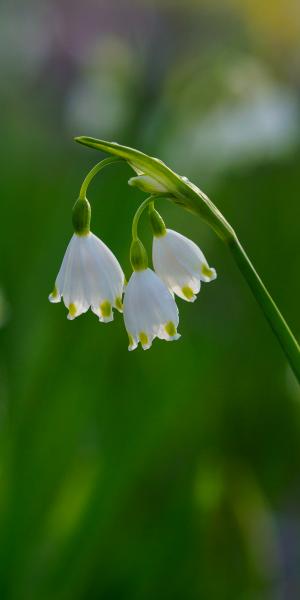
[128,175,168,195]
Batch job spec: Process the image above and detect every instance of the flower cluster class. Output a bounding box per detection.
[49,172,216,351]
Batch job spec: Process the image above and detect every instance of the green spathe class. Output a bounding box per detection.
[129,175,169,195]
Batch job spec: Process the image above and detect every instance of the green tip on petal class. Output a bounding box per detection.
[181,286,195,300]
[139,332,149,346]
[68,303,77,317]
[201,264,214,279]
[115,296,123,311]
[165,321,177,337]
[51,285,58,299]
[100,300,112,318]
[128,333,134,347]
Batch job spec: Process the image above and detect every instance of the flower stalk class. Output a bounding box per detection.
[79,156,122,200]
[228,236,300,377]
[131,196,156,241]
[74,136,300,380]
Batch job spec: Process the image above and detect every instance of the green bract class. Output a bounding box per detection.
[128,175,169,195]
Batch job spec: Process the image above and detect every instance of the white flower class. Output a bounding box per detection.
[152,229,216,302]
[49,232,124,321]
[123,268,180,351]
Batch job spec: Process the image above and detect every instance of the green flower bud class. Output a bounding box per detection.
[128,175,169,195]
[72,197,91,235]
[130,239,148,271]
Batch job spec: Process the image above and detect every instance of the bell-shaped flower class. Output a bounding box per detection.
[49,232,124,321]
[123,267,180,351]
[152,228,216,302]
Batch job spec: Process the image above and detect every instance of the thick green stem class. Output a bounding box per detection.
[79,157,122,200]
[228,235,300,381]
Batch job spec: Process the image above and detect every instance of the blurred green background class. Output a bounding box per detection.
[1,0,300,598]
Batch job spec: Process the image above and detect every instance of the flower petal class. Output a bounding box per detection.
[49,232,124,321]
[123,268,180,350]
[153,229,216,301]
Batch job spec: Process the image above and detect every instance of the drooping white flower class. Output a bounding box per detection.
[152,229,216,302]
[49,232,124,321]
[123,268,180,351]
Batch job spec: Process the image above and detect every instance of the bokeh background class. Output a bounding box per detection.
[1,0,300,598]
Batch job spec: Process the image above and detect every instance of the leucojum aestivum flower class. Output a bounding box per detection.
[49,138,300,381]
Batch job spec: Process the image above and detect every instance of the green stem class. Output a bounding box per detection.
[228,235,300,381]
[79,157,122,200]
[131,196,155,240]
[188,196,300,382]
